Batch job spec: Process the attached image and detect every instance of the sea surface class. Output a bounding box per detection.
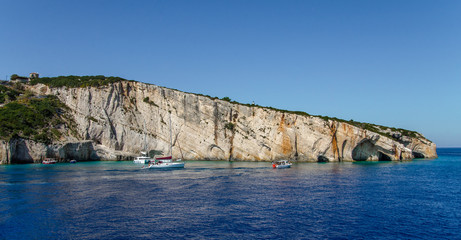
[1,148,460,239]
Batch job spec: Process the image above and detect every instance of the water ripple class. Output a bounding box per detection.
[0,155,460,239]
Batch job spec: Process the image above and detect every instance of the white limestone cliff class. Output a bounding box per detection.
[0,81,437,163]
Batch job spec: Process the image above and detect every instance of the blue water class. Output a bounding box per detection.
[1,149,460,239]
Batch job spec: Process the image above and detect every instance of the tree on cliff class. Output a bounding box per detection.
[10,74,19,80]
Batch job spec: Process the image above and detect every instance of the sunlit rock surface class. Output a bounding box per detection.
[0,81,437,163]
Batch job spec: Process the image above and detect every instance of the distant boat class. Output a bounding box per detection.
[70,160,77,163]
[42,158,57,164]
[143,113,185,169]
[272,160,292,169]
[144,156,185,169]
[133,151,151,164]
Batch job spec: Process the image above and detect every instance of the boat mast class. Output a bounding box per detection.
[169,112,173,156]
[143,119,147,154]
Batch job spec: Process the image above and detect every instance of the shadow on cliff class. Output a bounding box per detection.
[10,138,34,164]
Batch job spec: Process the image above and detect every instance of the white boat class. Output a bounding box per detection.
[144,156,185,169]
[272,160,292,169]
[133,151,151,164]
[143,113,185,169]
[42,158,57,164]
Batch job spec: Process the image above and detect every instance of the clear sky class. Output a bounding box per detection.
[1,0,460,147]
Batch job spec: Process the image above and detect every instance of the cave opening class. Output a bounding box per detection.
[317,155,329,162]
[378,151,392,161]
[352,140,374,161]
[11,140,34,164]
[412,152,426,159]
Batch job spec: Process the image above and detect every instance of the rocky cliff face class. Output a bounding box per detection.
[1,81,437,163]
[22,81,436,162]
[0,139,97,164]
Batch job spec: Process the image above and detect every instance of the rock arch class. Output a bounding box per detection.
[378,151,391,161]
[412,152,426,158]
[352,139,375,161]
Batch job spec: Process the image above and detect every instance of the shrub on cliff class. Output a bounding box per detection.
[0,95,73,142]
[0,85,21,104]
[221,97,231,102]
[224,122,236,131]
[10,74,19,80]
[143,97,158,107]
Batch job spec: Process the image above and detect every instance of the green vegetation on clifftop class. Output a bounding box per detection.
[30,75,128,88]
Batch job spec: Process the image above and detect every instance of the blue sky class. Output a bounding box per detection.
[1,0,460,147]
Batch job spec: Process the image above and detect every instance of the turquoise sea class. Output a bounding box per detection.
[0,148,460,239]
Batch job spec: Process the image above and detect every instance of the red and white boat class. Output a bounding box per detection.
[272,160,292,169]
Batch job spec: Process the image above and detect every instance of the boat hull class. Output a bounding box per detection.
[133,159,150,164]
[144,161,185,169]
[272,160,292,169]
[274,164,291,169]
[42,158,57,164]
[133,155,151,164]
[42,162,56,164]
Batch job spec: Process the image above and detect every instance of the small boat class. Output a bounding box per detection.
[70,160,77,163]
[133,151,151,164]
[144,156,185,169]
[272,160,292,169]
[42,158,57,164]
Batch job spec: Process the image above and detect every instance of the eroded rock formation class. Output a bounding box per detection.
[0,139,98,164]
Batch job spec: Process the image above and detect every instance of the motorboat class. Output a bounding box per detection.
[42,158,57,164]
[272,160,292,169]
[133,151,151,164]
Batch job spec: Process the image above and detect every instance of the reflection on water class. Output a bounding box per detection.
[1,154,461,239]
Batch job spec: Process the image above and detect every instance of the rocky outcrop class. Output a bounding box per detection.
[0,139,99,164]
[16,80,435,163]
